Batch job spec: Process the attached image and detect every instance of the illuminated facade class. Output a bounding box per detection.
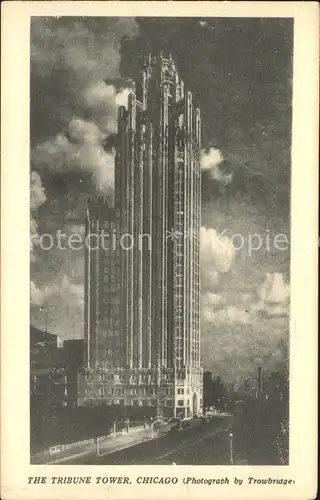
[80,54,202,417]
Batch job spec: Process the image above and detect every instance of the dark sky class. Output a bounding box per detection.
[30,17,292,381]
[121,18,293,214]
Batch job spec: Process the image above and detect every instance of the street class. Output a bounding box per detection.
[33,402,287,466]
[70,416,234,465]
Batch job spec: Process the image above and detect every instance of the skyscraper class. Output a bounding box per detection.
[80,53,202,418]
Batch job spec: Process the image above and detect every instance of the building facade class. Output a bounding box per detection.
[80,53,202,418]
[84,197,122,370]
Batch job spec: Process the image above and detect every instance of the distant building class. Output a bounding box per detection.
[30,326,69,410]
[203,372,224,408]
[63,339,84,370]
[30,325,64,371]
[63,339,85,408]
[80,53,203,418]
[30,325,62,350]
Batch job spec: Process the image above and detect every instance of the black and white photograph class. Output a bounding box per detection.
[1,3,318,499]
[29,15,293,467]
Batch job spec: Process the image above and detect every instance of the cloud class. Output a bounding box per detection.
[31,17,139,142]
[200,226,241,351]
[216,306,250,325]
[257,272,290,304]
[202,292,226,323]
[32,118,115,194]
[203,304,251,326]
[200,227,236,289]
[49,276,84,308]
[30,18,139,338]
[202,273,290,329]
[116,87,132,107]
[202,292,226,308]
[31,276,84,338]
[201,148,223,171]
[31,276,84,308]
[30,172,47,262]
[200,271,290,381]
[241,293,252,303]
[30,17,139,194]
[256,272,290,317]
[30,171,47,210]
[68,118,104,144]
[202,317,289,382]
[30,281,45,306]
[200,226,236,296]
[81,83,134,134]
[201,148,233,186]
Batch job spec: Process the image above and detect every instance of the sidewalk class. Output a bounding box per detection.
[31,422,173,465]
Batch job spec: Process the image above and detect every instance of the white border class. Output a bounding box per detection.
[1,2,318,499]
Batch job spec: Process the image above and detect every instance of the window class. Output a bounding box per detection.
[177,400,184,407]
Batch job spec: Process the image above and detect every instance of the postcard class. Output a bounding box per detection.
[1,1,318,499]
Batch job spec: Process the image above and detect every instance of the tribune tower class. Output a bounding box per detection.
[81,53,202,418]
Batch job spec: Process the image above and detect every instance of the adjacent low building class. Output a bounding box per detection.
[30,327,85,412]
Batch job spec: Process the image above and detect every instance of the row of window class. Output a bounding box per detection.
[177,387,191,395]
[85,374,174,385]
[95,388,123,396]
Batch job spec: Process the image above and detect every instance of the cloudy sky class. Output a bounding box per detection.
[30,17,293,382]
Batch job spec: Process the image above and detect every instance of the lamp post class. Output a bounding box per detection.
[228,432,234,464]
[125,417,130,433]
[150,419,154,438]
[95,436,100,456]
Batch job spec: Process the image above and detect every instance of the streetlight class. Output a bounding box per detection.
[95,436,100,456]
[228,432,234,464]
[150,419,154,438]
[125,417,130,433]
